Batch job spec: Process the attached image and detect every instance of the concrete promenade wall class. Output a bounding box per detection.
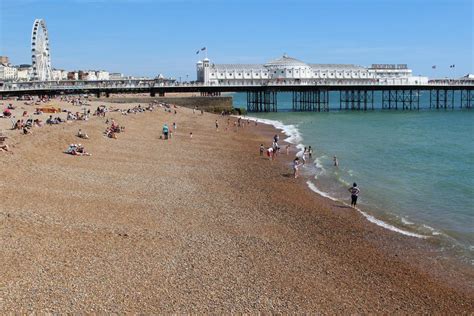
[94,96,233,113]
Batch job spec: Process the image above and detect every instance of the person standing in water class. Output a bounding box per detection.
[348,183,360,208]
[308,146,313,159]
[333,156,339,167]
[293,157,301,179]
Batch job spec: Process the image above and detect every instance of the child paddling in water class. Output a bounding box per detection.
[293,157,301,178]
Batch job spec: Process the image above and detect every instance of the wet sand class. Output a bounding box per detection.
[0,98,472,313]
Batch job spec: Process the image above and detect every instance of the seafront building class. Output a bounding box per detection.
[197,54,428,85]
[0,63,18,81]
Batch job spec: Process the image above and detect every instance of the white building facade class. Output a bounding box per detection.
[96,71,110,80]
[197,55,426,85]
[16,68,31,81]
[52,69,68,81]
[109,73,124,80]
[0,64,18,81]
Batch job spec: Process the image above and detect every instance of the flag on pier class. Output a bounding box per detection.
[196,47,207,54]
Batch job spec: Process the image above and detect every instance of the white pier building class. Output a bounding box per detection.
[197,54,427,85]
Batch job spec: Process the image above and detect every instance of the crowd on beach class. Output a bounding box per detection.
[1,93,360,207]
[257,128,360,207]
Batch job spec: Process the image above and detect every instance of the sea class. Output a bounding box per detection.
[233,92,474,265]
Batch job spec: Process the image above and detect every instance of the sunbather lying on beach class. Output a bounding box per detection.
[77,129,89,139]
[65,144,91,156]
[0,135,10,152]
[34,119,43,127]
[22,127,32,135]
[3,109,12,117]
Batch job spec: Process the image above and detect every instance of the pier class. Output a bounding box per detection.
[1,79,473,112]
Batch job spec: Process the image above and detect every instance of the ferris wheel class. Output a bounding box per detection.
[31,19,52,81]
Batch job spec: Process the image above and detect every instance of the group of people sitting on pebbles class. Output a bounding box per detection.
[65,143,91,156]
[63,129,90,156]
[104,119,124,139]
[12,118,45,134]
[67,110,90,121]
[1,103,16,118]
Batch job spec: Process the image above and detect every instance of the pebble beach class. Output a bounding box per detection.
[0,97,473,313]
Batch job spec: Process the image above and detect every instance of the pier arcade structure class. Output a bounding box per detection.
[1,81,473,113]
[196,54,459,111]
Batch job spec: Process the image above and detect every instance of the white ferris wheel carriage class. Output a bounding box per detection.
[31,19,52,81]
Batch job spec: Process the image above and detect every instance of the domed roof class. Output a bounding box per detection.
[265,54,310,68]
[196,60,203,64]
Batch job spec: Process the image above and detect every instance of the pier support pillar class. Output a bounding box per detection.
[461,90,473,109]
[247,90,277,112]
[292,90,328,112]
[340,90,373,111]
[159,91,165,97]
[383,90,419,110]
[430,89,454,109]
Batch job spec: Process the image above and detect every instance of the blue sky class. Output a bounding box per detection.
[0,0,472,79]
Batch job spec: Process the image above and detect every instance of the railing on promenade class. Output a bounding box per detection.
[1,78,473,92]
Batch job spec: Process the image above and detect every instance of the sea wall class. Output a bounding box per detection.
[95,96,233,113]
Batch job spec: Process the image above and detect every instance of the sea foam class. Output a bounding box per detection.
[307,181,427,239]
[240,115,427,239]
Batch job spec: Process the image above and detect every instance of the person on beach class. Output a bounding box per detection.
[259,144,264,156]
[215,120,219,131]
[293,157,301,178]
[267,147,274,160]
[286,144,290,155]
[189,132,193,138]
[273,134,279,143]
[333,156,339,167]
[0,139,9,152]
[65,143,91,156]
[163,124,169,140]
[272,141,279,158]
[348,183,360,208]
[173,122,177,131]
[308,146,313,158]
[22,126,32,135]
[77,129,89,139]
